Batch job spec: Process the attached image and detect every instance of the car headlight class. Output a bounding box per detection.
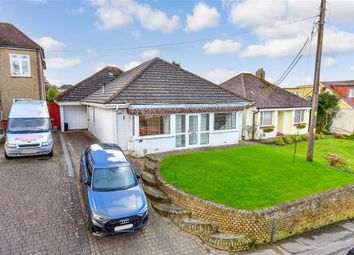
[42,140,53,146]
[6,143,16,148]
[137,205,148,217]
[91,211,110,223]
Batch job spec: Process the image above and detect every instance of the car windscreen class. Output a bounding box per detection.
[8,118,51,133]
[92,166,137,191]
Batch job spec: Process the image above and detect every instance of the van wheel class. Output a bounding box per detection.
[4,152,12,160]
[48,150,53,157]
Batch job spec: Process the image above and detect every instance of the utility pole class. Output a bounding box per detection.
[307,0,326,162]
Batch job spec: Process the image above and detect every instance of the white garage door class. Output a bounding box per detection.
[63,105,88,130]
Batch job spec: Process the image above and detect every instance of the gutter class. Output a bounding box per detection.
[36,50,44,100]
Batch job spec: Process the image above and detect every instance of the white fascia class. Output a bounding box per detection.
[56,101,81,106]
[258,107,311,111]
[128,102,248,110]
[81,101,129,109]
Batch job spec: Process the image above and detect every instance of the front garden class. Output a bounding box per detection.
[160,137,354,210]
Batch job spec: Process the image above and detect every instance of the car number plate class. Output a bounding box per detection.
[22,148,38,154]
[114,224,133,232]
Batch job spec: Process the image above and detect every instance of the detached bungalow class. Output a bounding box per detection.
[78,58,248,156]
[286,81,354,134]
[57,66,123,131]
[220,69,311,140]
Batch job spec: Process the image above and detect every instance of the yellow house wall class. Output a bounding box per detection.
[0,48,44,119]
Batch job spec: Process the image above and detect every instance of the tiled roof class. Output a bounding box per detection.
[220,73,310,109]
[0,23,42,51]
[58,84,73,90]
[83,57,249,105]
[57,66,123,102]
[321,81,354,108]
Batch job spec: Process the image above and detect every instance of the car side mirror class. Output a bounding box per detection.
[83,176,91,186]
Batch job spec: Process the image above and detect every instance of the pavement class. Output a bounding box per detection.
[0,130,354,255]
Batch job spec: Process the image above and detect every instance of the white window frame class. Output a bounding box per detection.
[349,89,354,98]
[294,110,305,124]
[9,53,31,77]
[260,111,273,127]
[138,115,171,137]
[213,112,237,131]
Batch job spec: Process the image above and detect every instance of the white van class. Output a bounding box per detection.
[4,100,53,159]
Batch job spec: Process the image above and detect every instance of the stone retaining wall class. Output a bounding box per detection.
[156,170,354,245]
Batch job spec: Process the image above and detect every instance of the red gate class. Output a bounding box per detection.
[47,102,61,130]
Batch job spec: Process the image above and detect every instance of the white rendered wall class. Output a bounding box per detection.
[88,106,116,143]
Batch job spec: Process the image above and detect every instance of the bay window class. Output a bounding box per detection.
[10,54,31,77]
[214,112,237,131]
[139,115,170,136]
[260,111,273,126]
[294,110,305,123]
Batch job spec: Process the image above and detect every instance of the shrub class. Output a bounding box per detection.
[333,133,346,139]
[302,134,310,140]
[296,123,306,129]
[325,154,347,169]
[315,134,321,140]
[319,132,326,139]
[346,133,354,140]
[275,138,285,146]
[291,135,302,142]
[263,127,274,133]
[284,137,293,144]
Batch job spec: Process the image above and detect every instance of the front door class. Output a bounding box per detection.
[175,114,209,148]
[188,115,199,145]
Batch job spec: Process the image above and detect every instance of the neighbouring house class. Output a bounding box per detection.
[220,69,311,140]
[285,81,354,134]
[0,22,46,122]
[56,66,123,131]
[70,57,249,156]
[58,84,73,93]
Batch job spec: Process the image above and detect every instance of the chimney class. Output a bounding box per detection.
[256,68,265,79]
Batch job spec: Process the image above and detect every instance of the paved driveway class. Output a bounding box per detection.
[64,131,226,255]
[0,133,89,254]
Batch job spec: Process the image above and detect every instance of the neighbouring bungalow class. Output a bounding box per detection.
[56,66,123,131]
[61,57,248,156]
[58,84,73,93]
[220,69,311,140]
[285,81,354,134]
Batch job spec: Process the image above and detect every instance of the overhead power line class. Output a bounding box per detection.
[50,15,319,53]
[251,15,319,105]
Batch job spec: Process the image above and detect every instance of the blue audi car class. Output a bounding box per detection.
[80,143,148,236]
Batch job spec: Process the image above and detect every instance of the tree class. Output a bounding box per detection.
[317,91,340,133]
[47,86,59,102]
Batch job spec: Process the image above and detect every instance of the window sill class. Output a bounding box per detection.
[260,125,274,129]
[293,122,306,126]
[212,129,238,134]
[135,134,174,140]
[11,75,32,78]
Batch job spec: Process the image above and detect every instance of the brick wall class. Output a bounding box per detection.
[156,171,354,245]
[0,48,44,119]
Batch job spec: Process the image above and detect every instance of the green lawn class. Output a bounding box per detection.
[160,137,354,210]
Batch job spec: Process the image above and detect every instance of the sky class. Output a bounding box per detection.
[1,0,354,88]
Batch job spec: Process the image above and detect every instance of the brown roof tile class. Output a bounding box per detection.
[0,23,42,51]
[220,73,310,109]
[83,58,248,105]
[57,66,123,102]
